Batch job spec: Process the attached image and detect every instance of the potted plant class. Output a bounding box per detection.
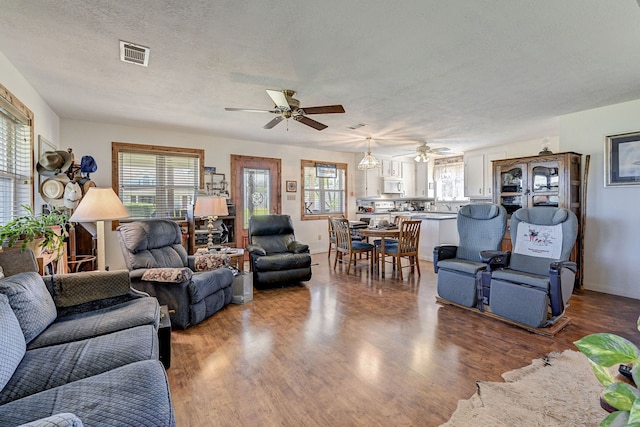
[0,205,69,259]
[574,317,640,426]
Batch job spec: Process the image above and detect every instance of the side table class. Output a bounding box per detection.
[158,305,171,369]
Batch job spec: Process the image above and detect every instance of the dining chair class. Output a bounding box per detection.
[373,214,411,268]
[332,217,375,274]
[378,219,422,280]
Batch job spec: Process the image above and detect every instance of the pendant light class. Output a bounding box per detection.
[357,137,381,170]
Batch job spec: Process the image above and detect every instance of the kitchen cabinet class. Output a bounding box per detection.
[415,161,428,197]
[464,150,505,198]
[492,151,582,285]
[417,216,458,262]
[402,162,415,197]
[382,159,402,177]
[356,167,381,197]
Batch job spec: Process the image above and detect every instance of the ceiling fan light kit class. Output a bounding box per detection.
[226,89,345,131]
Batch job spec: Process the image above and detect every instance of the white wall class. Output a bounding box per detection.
[559,99,640,299]
[1,51,61,209]
[61,119,357,270]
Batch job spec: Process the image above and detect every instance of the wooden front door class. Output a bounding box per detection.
[230,155,282,251]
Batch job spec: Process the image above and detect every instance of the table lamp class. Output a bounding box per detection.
[193,196,228,250]
[69,187,130,271]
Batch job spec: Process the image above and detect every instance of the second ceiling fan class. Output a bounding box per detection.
[225,89,345,131]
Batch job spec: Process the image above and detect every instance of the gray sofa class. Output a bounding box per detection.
[0,247,175,427]
[117,220,234,329]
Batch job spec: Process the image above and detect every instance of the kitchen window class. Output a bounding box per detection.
[433,155,466,201]
[301,160,347,220]
[0,84,33,225]
[112,142,204,221]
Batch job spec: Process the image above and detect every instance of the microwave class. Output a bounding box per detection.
[382,178,403,194]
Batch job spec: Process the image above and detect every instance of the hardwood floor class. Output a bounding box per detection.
[167,254,640,426]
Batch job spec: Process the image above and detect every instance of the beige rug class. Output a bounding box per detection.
[442,350,609,426]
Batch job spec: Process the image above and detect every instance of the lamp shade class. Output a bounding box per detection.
[194,196,228,218]
[69,188,131,222]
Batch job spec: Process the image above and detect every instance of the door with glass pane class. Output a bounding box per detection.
[230,155,281,252]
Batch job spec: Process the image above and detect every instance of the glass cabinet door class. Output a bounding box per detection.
[500,167,523,193]
[530,163,560,207]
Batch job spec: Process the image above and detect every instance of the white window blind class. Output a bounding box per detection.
[0,99,32,225]
[302,161,346,217]
[118,149,200,220]
[433,155,466,201]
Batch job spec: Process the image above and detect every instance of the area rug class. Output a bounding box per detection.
[441,349,609,426]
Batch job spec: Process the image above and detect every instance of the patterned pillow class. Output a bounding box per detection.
[141,267,193,283]
[0,293,26,391]
[194,254,230,272]
[0,272,57,344]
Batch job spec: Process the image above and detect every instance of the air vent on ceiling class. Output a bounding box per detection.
[119,41,150,67]
[347,123,367,130]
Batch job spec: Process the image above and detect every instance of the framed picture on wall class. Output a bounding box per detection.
[286,180,297,192]
[605,130,640,186]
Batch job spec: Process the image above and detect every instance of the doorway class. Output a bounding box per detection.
[230,155,282,251]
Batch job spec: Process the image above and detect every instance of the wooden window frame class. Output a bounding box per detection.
[300,159,348,221]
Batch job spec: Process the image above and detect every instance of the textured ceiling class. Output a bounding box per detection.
[1,1,640,156]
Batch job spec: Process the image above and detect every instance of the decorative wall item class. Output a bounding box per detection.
[605,130,640,186]
[37,135,56,192]
[286,180,297,192]
[203,167,229,197]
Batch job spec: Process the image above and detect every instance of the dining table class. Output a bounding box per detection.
[358,227,400,278]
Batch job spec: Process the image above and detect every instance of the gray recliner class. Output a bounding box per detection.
[117,220,234,329]
[434,204,507,307]
[483,207,578,328]
[247,214,312,289]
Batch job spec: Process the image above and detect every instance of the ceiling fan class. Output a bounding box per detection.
[225,89,345,131]
[393,141,451,162]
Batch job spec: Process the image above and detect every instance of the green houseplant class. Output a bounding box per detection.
[0,205,69,259]
[575,317,640,427]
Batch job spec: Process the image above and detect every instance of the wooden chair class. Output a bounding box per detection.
[327,214,345,260]
[332,217,375,274]
[378,219,422,280]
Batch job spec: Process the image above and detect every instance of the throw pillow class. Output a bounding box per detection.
[0,293,26,391]
[0,272,57,344]
[141,267,193,283]
[194,254,230,272]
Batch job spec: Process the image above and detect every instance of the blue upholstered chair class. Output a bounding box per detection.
[482,207,578,328]
[434,204,507,307]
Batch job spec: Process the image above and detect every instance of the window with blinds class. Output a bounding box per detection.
[301,160,347,220]
[112,142,204,221]
[0,85,33,225]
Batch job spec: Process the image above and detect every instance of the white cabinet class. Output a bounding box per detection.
[402,162,415,197]
[356,167,381,197]
[464,153,484,197]
[382,159,402,177]
[418,218,458,261]
[415,161,428,197]
[463,150,505,198]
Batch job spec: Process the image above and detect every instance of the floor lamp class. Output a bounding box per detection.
[69,187,130,271]
[193,196,228,250]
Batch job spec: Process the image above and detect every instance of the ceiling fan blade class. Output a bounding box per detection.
[296,116,327,131]
[301,105,345,115]
[431,147,451,152]
[392,152,414,158]
[225,107,277,113]
[263,116,284,129]
[266,89,290,109]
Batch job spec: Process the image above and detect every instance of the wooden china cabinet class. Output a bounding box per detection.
[492,151,582,286]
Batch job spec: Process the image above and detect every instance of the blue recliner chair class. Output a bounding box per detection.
[434,204,507,307]
[481,207,578,328]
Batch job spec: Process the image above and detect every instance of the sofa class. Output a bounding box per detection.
[0,247,175,426]
[247,214,312,289]
[117,220,234,329]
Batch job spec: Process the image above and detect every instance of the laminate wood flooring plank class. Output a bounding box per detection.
[167,254,640,426]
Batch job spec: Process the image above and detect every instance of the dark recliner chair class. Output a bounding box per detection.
[247,214,312,289]
[481,207,578,328]
[434,204,508,307]
[117,220,234,329]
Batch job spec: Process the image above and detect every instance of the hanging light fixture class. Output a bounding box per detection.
[357,137,381,170]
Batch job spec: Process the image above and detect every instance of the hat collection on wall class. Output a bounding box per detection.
[37,149,98,210]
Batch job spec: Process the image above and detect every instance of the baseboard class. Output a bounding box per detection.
[435,296,571,337]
